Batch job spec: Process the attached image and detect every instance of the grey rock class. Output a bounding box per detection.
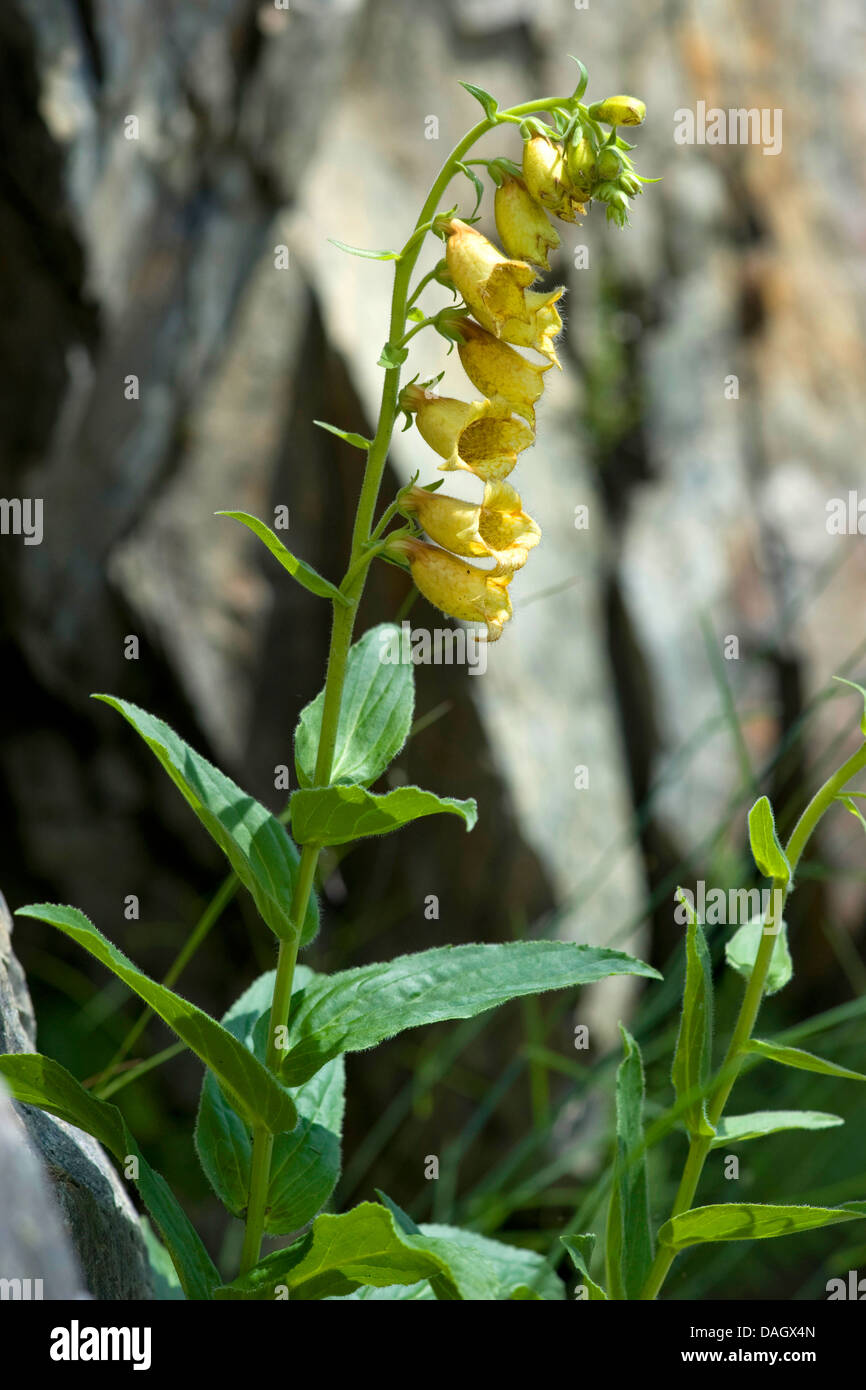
[0,893,153,1300]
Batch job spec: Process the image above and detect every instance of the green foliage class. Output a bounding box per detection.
[747,1038,866,1082]
[290,784,477,845]
[278,942,661,1087]
[561,1233,608,1300]
[294,623,414,788]
[15,904,296,1135]
[195,970,344,1234]
[215,1199,554,1301]
[747,795,791,884]
[659,1202,866,1252]
[671,889,715,1138]
[605,1025,653,1300]
[216,511,350,605]
[94,696,319,945]
[0,1052,219,1301]
[725,916,793,996]
[709,1111,843,1148]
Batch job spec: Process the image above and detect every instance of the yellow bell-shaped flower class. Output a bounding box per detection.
[522,136,586,223]
[494,176,560,270]
[402,386,535,482]
[386,536,514,642]
[403,480,541,571]
[444,220,565,367]
[588,95,646,127]
[444,218,536,324]
[457,318,551,428]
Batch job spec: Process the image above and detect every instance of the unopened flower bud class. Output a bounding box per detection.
[596,147,623,182]
[565,136,597,199]
[588,95,646,127]
[522,136,585,224]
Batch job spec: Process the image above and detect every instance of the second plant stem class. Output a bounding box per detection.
[641,741,866,1299]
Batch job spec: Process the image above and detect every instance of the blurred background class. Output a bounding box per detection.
[2,0,866,1299]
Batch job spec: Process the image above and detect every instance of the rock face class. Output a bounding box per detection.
[0,893,153,1300]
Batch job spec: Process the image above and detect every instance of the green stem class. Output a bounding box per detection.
[236,87,580,1281]
[641,741,866,1300]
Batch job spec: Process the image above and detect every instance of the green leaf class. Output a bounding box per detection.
[94,696,319,946]
[195,969,344,1234]
[15,904,296,1136]
[746,1038,866,1081]
[455,161,485,217]
[290,784,477,847]
[659,1202,866,1253]
[840,793,866,839]
[671,889,715,1138]
[278,941,661,1087]
[329,1281,435,1301]
[725,916,792,996]
[377,341,410,369]
[215,511,349,605]
[294,624,414,790]
[747,795,791,884]
[312,421,371,450]
[834,676,866,737]
[709,1110,843,1148]
[605,1025,653,1300]
[458,81,499,121]
[0,1052,219,1301]
[561,1233,608,1300]
[215,1201,513,1300]
[377,1192,564,1300]
[140,1220,185,1300]
[328,239,400,260]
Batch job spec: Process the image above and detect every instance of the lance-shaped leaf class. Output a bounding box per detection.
[277,941,661,1087]
[671,889,715,1138]
[834,676,866,737]
[195,969,344,1235]
[748,796,791,884]
[659,1202,866,1253]
[458,81,499,121]
[214,1200,546,1301]
[746,1038,866,1081]
[0,1052,220,1301]
[294,624,414,789]
[561,1234,608,1300]
[15,904,296,1136]
[328,239,401,260]
[94,696,318,946]
[709,1111,843,1148]
[312,420,371,451]
[605,1025,653,1301]
[725,915,792,996]
[290,784,476,847]
[216,511,349,605]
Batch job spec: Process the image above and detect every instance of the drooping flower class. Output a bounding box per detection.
[385,535,514,641]
[456,318,551,427]
[444,218,535,323]
[402,480,541,570]
[400,385,534,481]
[444,219,565,366]
[522,137,586,223]
[494,176,560,270]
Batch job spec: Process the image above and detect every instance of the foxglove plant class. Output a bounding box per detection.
[3,61,864,1302]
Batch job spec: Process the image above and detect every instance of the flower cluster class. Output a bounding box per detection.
[386,94,648,641]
